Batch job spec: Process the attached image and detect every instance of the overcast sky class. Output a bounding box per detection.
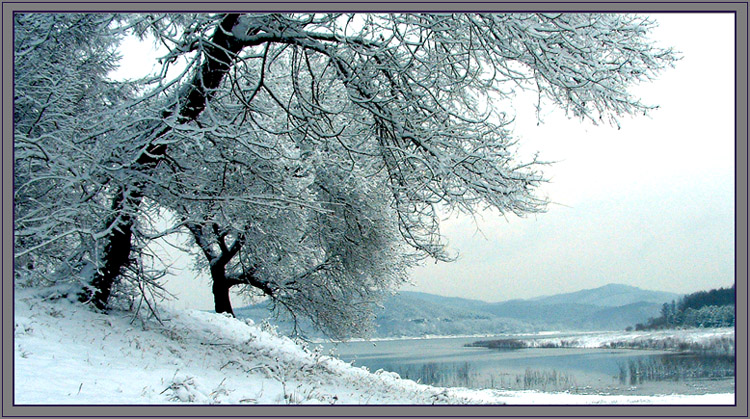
[115,13,736,309]
[406,13,736,302]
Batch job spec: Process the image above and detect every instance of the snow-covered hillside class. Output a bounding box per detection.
[13,290,733,405]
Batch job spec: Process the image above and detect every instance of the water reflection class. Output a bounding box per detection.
[323,336,736,395]
[378,361,473,388]
[377,360,580,391]
[617,354,735,385]
[368,353,735,393]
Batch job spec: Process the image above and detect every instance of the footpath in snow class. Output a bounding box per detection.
[12,290,734,405]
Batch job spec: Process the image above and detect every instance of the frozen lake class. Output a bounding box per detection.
[320,333,735,396]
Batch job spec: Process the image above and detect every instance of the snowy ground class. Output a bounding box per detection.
[13,290,734,405]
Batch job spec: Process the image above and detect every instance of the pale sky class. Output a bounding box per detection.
[406,13,736,302]
[114,13,736,309]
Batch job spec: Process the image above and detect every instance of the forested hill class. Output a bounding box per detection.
[678,285,735,311]
[634,284,735,330]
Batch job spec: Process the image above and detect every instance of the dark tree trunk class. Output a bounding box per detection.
[82,190,137,310]
[211,265,235,316]
[185,223,249,317]
[81,14,250,310]
[78,140,164,309]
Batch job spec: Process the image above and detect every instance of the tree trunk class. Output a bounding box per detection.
[79,138,165,308]
[83,192,136,310]
[81,14,248,310]
[211,265,235,316]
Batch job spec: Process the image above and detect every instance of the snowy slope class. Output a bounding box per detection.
[13,290,733,405]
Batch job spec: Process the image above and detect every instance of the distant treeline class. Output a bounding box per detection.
[631,285,735,331]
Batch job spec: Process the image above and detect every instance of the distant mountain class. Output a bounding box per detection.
[235,291,531,339]
[234,283,682,338]
[479,300,603,329]
[390,291,493,311]
[529,283,681,307]
[480,284,680,331]
[373,291,529,337]
[575,302,671,330]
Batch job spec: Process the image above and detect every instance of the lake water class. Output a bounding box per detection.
[319,334,735,396]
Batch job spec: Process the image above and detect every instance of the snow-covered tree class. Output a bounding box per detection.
[160,89,415,337]
[14,13,131,293]
[14,12,676,338]
[14,13,183,309]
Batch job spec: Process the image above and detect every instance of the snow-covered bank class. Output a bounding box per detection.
[360,328,735,357]
[13,291,734,405]
[526,328,735,354]
[326,330,585,343]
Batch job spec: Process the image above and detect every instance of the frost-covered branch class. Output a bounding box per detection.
[14,12,675,339]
